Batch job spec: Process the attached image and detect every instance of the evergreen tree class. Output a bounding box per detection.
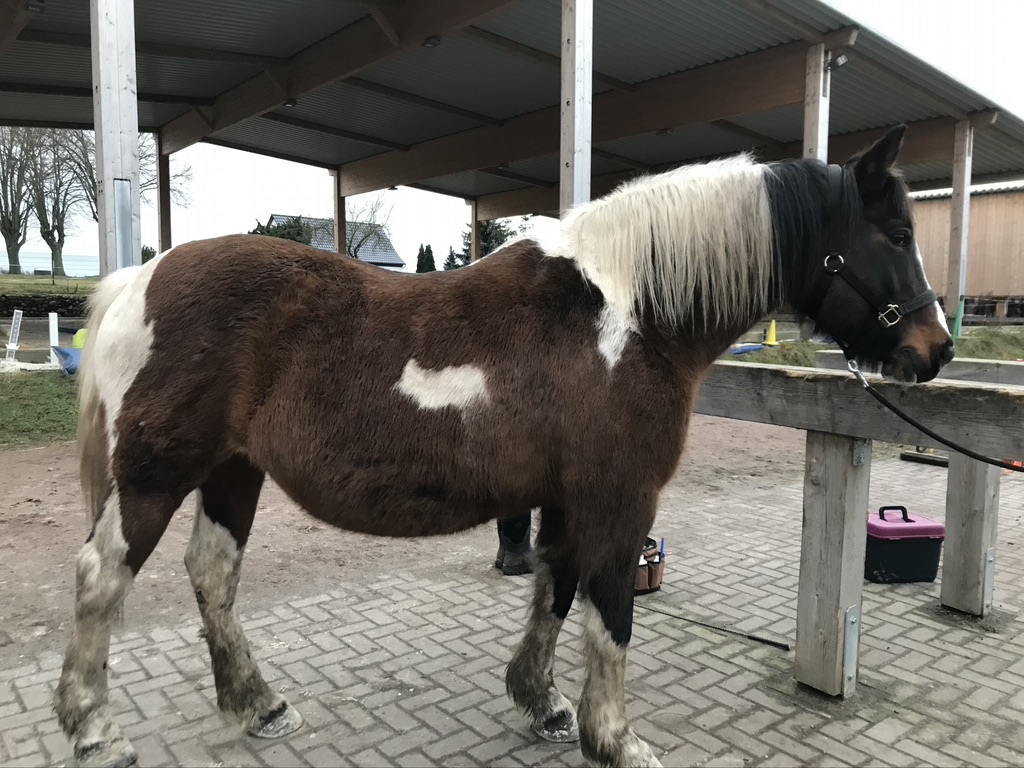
[460,219,517,264]
[442,246,460,271]
[416,243,436,273]
[249,216,313,245]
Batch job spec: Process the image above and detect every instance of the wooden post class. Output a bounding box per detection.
[795,431,871,698]
[470,199,482,262]
[332,169,347,255]
[156,133,172,253]
[803,42,830,161]
[559,0,593,214]
[91,0,141,275]
[941,453,999,616]
[945,120,973,327]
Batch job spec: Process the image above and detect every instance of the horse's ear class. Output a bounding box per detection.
[849,124,907,194]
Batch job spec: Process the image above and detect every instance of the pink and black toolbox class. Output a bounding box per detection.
[864,505,945,584]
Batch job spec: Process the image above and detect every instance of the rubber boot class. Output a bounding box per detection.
[495,514,534,576]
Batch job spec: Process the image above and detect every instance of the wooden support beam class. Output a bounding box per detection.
[479,166,552,188]
[460,25,634,93]
[332,170,347,254]
[946,120,974,325]
[156,133,172,253]
[803,43,830,160]
[339,41,808,196]
[91,0,141,275]
[795,431,870,697]
[472,113,998,221]
[941,454,1000,617]
[560,0,593,214]
[159,0,515,155]
[1,0,35,58]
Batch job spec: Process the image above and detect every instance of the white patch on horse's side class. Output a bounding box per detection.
[88,255,165,452]
[596,302,638,370]
[913,243,949,330]
[395,359,489,410]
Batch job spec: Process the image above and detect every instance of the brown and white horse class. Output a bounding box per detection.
[55,125,952,768]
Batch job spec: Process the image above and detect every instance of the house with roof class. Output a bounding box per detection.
[265,214,405,271]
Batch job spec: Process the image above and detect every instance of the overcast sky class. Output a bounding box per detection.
[19,0,1024,276]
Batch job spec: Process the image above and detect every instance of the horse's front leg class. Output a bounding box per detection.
[505,507,579,741]
[577,530,662,768]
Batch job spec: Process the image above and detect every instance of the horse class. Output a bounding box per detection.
[54,124,952,768]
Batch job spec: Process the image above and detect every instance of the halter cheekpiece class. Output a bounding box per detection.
[805,164,937,360]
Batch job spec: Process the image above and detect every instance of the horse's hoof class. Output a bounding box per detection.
[532,709,580,743]
[248,699,303,739]
[74,737,138,768]
[621,733,661,768]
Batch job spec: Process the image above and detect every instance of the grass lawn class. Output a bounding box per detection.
[0,274,98,296]
[0,372,78,448]
[734,326,1024,366]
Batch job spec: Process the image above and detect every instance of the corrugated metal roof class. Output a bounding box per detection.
[134,0,368,59]
[2,0,1023,209]
[913,181,1024,201]
[285,80,478,147]
[359,35,559,123]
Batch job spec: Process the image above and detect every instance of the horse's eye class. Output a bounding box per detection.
[889,230,911,248]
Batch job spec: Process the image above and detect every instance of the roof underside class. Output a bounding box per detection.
[3,0,1023,214]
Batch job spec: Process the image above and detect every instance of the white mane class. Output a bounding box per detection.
[550,154,774,328]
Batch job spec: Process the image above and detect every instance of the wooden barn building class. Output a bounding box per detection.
[913,183,1024,318]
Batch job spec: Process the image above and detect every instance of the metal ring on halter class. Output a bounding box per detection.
[823,253,844,273]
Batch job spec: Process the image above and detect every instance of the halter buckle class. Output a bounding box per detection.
[824,253,844,274]
[879,304,903,328]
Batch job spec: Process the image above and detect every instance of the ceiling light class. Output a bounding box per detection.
[421,36,441,48]
[283,97,297,108]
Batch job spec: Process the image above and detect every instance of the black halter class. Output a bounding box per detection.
[804,164,937,360]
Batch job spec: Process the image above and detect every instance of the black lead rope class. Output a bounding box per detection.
[846,360,1024,473]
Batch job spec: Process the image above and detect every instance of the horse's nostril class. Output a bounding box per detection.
[939,341,955,365]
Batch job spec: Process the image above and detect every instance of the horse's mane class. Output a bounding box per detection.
[552,154,774,328]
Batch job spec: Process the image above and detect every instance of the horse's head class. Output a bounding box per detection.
[807,125,954,383]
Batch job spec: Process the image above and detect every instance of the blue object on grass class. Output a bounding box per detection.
[728,343,764,355]
[52,347,82,375]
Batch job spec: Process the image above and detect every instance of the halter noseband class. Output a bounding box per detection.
[804,164,937,360]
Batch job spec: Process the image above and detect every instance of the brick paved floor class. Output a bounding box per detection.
[3,456,1023,767]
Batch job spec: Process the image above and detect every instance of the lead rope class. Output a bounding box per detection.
[846,359,1024,473]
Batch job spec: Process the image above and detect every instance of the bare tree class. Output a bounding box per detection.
[0,127,33,275]
[68,131,192,222]
[345,194,394,260]
[25,128,88,277]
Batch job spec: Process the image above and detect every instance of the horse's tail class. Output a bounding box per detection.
[78,266,142,529]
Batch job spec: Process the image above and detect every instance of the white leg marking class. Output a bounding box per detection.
[596,303,637,371]
[395,358,489,410]
[580,600,661,768]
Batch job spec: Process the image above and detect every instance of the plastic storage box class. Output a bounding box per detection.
[864,505,945,584]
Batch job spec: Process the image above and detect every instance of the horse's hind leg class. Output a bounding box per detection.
[577,504,661,768]
[505,507,580,742]
[184,455,302,738]
[55,491,180,768]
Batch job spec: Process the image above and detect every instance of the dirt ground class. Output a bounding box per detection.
[0,416,806,669]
